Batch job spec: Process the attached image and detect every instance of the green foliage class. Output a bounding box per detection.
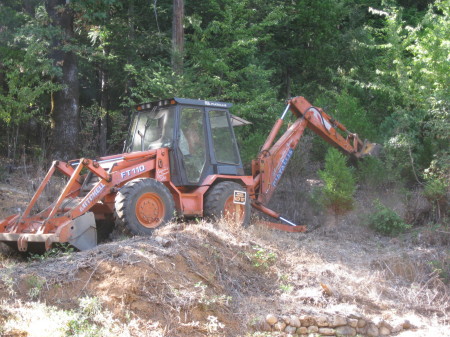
[356,156,390,188]
[248,245,277,269]
[429,256,450,284]
[423,178,448,203]
[315,90,377,142]
[368,199,411,235]
[350,1,450,183]
[25,274,46,300]
[28,244,74,262]
[65,296,103,336]
[317,148,356,215]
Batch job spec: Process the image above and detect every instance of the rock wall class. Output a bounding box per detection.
[253,313,415,336]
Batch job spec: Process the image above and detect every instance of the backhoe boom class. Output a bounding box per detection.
[251,96,379,229]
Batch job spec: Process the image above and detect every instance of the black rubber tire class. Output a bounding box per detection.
[114,178,175,236]
[204,181,251,227]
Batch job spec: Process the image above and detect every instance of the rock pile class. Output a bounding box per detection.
[254,313,415,336]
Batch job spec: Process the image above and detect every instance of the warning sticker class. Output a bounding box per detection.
[233,191,247,205]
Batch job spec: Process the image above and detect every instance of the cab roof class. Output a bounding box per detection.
[135,97,251,127]
[136,97,233,111]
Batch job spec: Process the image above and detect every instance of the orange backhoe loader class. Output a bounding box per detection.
[0,96,379,252]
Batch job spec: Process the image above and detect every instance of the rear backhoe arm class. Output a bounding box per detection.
[251,96,379,230]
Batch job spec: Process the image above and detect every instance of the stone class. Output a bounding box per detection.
[379,326,391,336]
[274,321,287,331]
[402,320,412,329]
[318,327,336,336]
[300,315,317,327]
[357,319,367,328]
[261,322,272,332]
[316,316,329,327]
[348,319,358,328]
[335,326,357,336]
[348,313,363,320]
[308,325,319,333]
[392,324,404,333]
[282,315,291,325]
[285,325,297,334]
[251,319,263,330]
[374,318,393,330]
[297,326,308,334]
[266,314,278,325]
[330,315,347,327]
[356,326,367,334]
[154,236,171,247]
[290,315,301,327]
[366,324,379,337]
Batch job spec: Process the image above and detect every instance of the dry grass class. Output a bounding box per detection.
[1,161,449,336]
[0,217,449,336]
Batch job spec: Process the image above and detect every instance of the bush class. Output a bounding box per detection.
[356,156,388,188]
[423,178,448,204]
[368,199,410,235]
[317,148,356,215]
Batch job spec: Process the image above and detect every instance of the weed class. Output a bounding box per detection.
[25,274,46,300]
[79,296,102,318]
[194,281,232,308]
[28,243,74,262]
[1,273,16,296]
[279,283,294,293]
[65,317,102,337]
[205,315,225,333]
[429,257,450,284]
[249,245,277,269]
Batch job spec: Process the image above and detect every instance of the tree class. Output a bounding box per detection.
[172,0,184,74]
[317,148,356,228]
[45,0,80,161]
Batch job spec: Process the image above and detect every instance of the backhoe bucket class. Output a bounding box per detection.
[358,142,382,158]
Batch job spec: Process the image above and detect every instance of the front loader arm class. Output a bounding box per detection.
[0,149,165,251]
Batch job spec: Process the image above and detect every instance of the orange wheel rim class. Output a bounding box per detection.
[135,192,165,228]
[223,196,245,223]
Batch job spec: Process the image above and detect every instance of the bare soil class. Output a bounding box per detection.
[0,171,449,336]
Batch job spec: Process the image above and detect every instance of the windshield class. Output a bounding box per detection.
[125,106,176,152]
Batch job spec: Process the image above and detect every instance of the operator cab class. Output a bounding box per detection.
[125,98,247,186]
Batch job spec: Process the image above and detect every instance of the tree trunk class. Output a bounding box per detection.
[99,61,108,156]
[172,0,184,75]
[46,0,80,161]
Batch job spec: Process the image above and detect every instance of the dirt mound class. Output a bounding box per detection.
[0,222,281,336]
[1,220,449,336]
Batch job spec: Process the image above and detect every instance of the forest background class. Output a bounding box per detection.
[0,0,448,219]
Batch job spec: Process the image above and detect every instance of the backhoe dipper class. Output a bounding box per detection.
[0,96,379,252]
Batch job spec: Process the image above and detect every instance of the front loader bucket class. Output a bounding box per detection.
[0,157,111,253]
[0,212,97,252]
[67,212,97,250]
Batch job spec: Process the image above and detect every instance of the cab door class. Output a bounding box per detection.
[206,109,242,176]
[171,105,214,186]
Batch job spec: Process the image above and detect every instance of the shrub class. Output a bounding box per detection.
[423,178,448,204]
[368,199,410,235]
[317,148,356,215]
